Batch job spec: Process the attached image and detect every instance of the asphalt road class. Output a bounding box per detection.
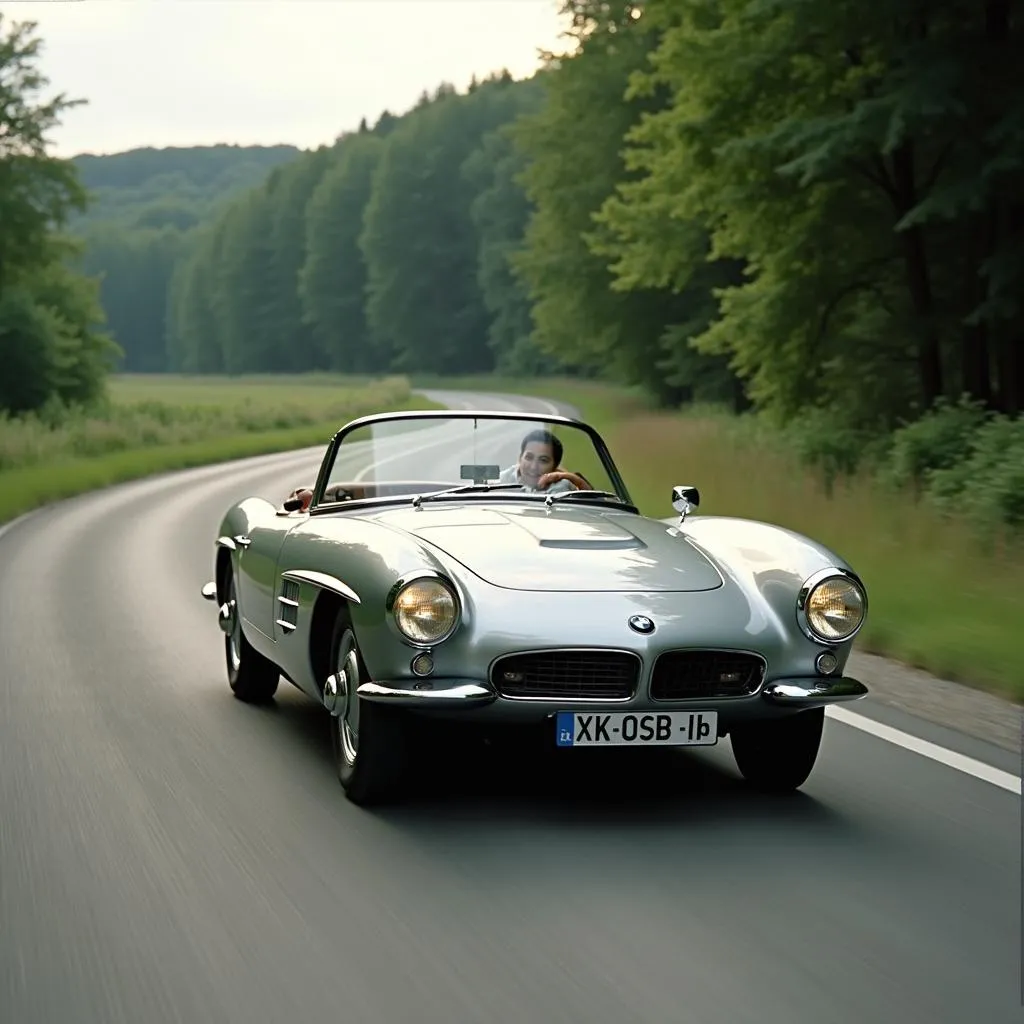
[0,389,1020,1024]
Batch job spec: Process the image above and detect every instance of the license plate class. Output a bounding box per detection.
[555,711,717,748]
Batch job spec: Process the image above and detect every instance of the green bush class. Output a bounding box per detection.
[927,414,1024,529]
[860,396,1024,533]
[779,410,889,492]
[882,396,991,491]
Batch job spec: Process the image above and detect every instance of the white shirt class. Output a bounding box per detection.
[498,464,577,494]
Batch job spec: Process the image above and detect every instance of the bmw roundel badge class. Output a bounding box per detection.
[628,615,655,635]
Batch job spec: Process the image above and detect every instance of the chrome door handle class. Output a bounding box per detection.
[234,534,252,548]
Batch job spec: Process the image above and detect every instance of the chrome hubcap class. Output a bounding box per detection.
[334,635,360,764]
[221,581,240,671]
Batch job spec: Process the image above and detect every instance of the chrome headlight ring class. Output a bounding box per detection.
[796,567,867,645]
[385,569,461,648]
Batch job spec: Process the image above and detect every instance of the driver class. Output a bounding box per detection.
[498,429,591,493]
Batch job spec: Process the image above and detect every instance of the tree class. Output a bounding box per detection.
[299,133,387,373]
[77,222,186,371]
[165,223,225,373]
[511,2,740,406]
[0,14,118,414]
[0,15,87,292]
[214,190,279,372]
[462,79,561,374]
[263,147,334,371]
[360,80,525,375]
[595,0,1023,425]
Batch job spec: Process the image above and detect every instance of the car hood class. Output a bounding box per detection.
[370,503,724,593]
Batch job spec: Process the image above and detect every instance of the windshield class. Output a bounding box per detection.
[314,414,629,508]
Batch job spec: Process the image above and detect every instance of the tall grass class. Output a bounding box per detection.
[0,375,415,471]
[0,374,443,524]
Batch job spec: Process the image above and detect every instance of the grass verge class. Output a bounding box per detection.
[0,375,443,526]
[413,374,1024,702]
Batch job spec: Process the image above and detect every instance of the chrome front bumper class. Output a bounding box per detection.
[761,676,868,705]
[355,680,496,706]
[351,674,868,709]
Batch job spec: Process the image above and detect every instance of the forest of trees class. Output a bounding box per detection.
[70,143,300,372]
[2,4,1022,523]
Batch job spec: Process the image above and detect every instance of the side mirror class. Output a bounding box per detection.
[671,485,700,520]
[282,496,305,512]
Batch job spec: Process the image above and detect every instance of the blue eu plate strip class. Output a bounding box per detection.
[556,712,575,747]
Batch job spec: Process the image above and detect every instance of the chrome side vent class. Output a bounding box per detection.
[276,578,301,634]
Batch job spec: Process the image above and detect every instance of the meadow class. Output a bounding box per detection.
[0,374,438,525]
[1,370,1019,701]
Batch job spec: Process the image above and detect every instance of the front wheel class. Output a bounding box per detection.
[223,569,279,703]
[730,707,824,792]
[328,613,410,806]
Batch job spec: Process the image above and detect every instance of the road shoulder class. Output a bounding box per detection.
[846,649,1020,756]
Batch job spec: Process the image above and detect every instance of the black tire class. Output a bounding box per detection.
[327,610,410,806]
[223,569,279,703]
[730,707,825,792]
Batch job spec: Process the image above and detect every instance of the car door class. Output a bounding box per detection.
[236,511,299,641]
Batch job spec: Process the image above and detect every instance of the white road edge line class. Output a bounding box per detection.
[825,705,1020,794]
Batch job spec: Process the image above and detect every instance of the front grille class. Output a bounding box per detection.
[492,650,639,700]
[650,650,765,700]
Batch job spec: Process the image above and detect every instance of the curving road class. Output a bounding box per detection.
[0,389,1020,1024]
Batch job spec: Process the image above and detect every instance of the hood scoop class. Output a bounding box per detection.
[512,515,646,551]
[537,537,641,550]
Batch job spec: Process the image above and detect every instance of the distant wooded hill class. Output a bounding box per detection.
[71,144,301,229]
[69,143,304,373]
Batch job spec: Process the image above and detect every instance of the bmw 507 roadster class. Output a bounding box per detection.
[201,408,869,805]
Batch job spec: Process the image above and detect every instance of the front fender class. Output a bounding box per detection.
[679,515,865,665]
[277,514,456,678]
[347,545,485,684]
[214,497,277,597]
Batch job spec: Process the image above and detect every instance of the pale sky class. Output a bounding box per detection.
[0,0,573,157]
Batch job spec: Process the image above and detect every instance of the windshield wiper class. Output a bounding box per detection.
[411,483,523,507]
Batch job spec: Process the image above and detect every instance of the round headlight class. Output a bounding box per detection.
[802,574,866,643]
[392,579,458,644]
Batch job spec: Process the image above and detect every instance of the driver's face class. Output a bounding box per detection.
[518,441,556,487]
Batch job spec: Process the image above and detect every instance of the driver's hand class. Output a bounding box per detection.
[538,471,572,490]
[539,470,589,491]
[287,487,313,511]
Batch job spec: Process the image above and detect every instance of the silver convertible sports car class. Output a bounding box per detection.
[201,408,869,805]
